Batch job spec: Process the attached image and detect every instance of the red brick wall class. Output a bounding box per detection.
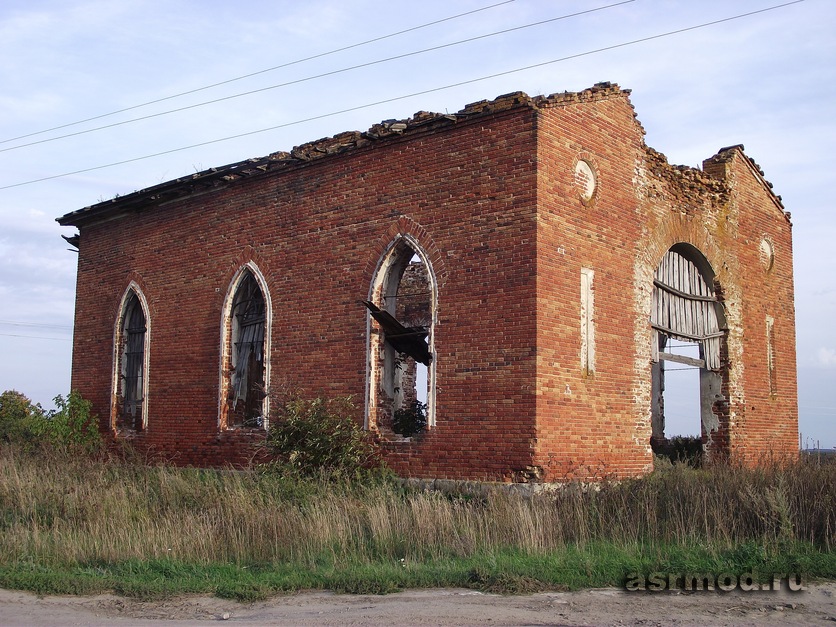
[69,106,541,479]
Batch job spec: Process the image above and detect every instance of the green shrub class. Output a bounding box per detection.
[653,434,703,467]
[46,391,102,454]
[264,396,382,476]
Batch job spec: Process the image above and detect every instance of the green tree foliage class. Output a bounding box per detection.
[0,390,101,453]
[392,399,427,437]
[0,390,45,447]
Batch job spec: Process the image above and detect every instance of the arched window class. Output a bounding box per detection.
[222,267,269,429]
[114,287,148,432]
[365,236,437,437]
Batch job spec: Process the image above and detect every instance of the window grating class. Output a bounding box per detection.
[119,292,146,431]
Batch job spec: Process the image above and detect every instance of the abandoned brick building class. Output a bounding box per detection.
[57,82,798,481]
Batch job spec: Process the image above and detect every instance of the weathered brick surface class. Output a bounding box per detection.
[59,83,798,481]
[535,91,650,479]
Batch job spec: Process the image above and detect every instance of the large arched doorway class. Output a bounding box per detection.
[650,244,727,461]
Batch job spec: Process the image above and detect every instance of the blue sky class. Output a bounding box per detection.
[0,0,833,447]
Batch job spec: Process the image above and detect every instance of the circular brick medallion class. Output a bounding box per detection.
[575,159,597,203]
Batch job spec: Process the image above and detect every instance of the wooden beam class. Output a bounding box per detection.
[653,279,716,302]
[660,352,705,368]
[650,323,725,342]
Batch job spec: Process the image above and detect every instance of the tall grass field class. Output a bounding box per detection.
[0,390,832,600]
[0,446,833,600]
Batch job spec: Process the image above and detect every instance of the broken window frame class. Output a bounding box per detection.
[365,235,437,434]
[220,265,271,430]
[112,283,150,433]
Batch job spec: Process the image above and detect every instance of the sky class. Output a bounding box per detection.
[0,0,833,448]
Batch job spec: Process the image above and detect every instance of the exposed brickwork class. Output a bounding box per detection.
[58,83,798,481]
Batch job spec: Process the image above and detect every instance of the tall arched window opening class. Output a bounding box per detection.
[225,269,267,429]
[365,237,436,438]
[650,244,727,461]
[114,288,148,432]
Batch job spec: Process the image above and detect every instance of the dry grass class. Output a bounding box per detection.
[0,446,833,570]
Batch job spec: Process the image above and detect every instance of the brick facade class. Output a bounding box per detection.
[58,83,798,481]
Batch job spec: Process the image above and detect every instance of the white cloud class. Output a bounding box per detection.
[818,348,836,368]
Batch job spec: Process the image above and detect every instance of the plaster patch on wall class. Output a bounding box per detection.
[580,268,595,375]
[632,239,655,459]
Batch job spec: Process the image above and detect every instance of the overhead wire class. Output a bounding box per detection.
[0,320,73,341]
[0,1,635,154]
[0,0,518,146]
[0,320,73,330]
[0,333,71,341]
[0,0,805,191]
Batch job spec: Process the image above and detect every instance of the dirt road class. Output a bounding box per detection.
[1,583,834,626]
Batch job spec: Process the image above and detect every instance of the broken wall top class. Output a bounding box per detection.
[703,144,789,221]
[640,140,789,223]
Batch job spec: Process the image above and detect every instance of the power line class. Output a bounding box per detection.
[0,0,517,146]
[0,0,804,191]
[0,1,634,154]
[0,320,73,330]
[0,333,71,341]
